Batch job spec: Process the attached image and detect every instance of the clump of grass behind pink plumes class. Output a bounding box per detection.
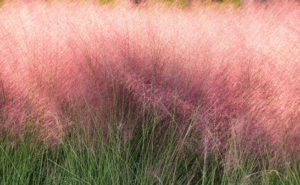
[0,0,299,160]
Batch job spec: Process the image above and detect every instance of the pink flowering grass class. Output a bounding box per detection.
[0,1,299,160]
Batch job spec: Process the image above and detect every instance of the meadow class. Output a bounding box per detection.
[0,0,299,184]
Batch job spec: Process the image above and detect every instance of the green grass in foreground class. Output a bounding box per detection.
[0,110,299,185]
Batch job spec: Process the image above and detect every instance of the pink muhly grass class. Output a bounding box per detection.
[0,0,299,160]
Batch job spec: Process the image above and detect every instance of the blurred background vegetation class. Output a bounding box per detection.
[0,0,242,7]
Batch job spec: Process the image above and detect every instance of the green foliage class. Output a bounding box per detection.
[97,0,115,5]
[0,110,299,185]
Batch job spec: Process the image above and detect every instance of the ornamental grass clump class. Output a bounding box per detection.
[0,0,299,162]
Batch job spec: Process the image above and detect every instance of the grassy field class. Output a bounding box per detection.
[0,114,299,185]
[0,0,299,184]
